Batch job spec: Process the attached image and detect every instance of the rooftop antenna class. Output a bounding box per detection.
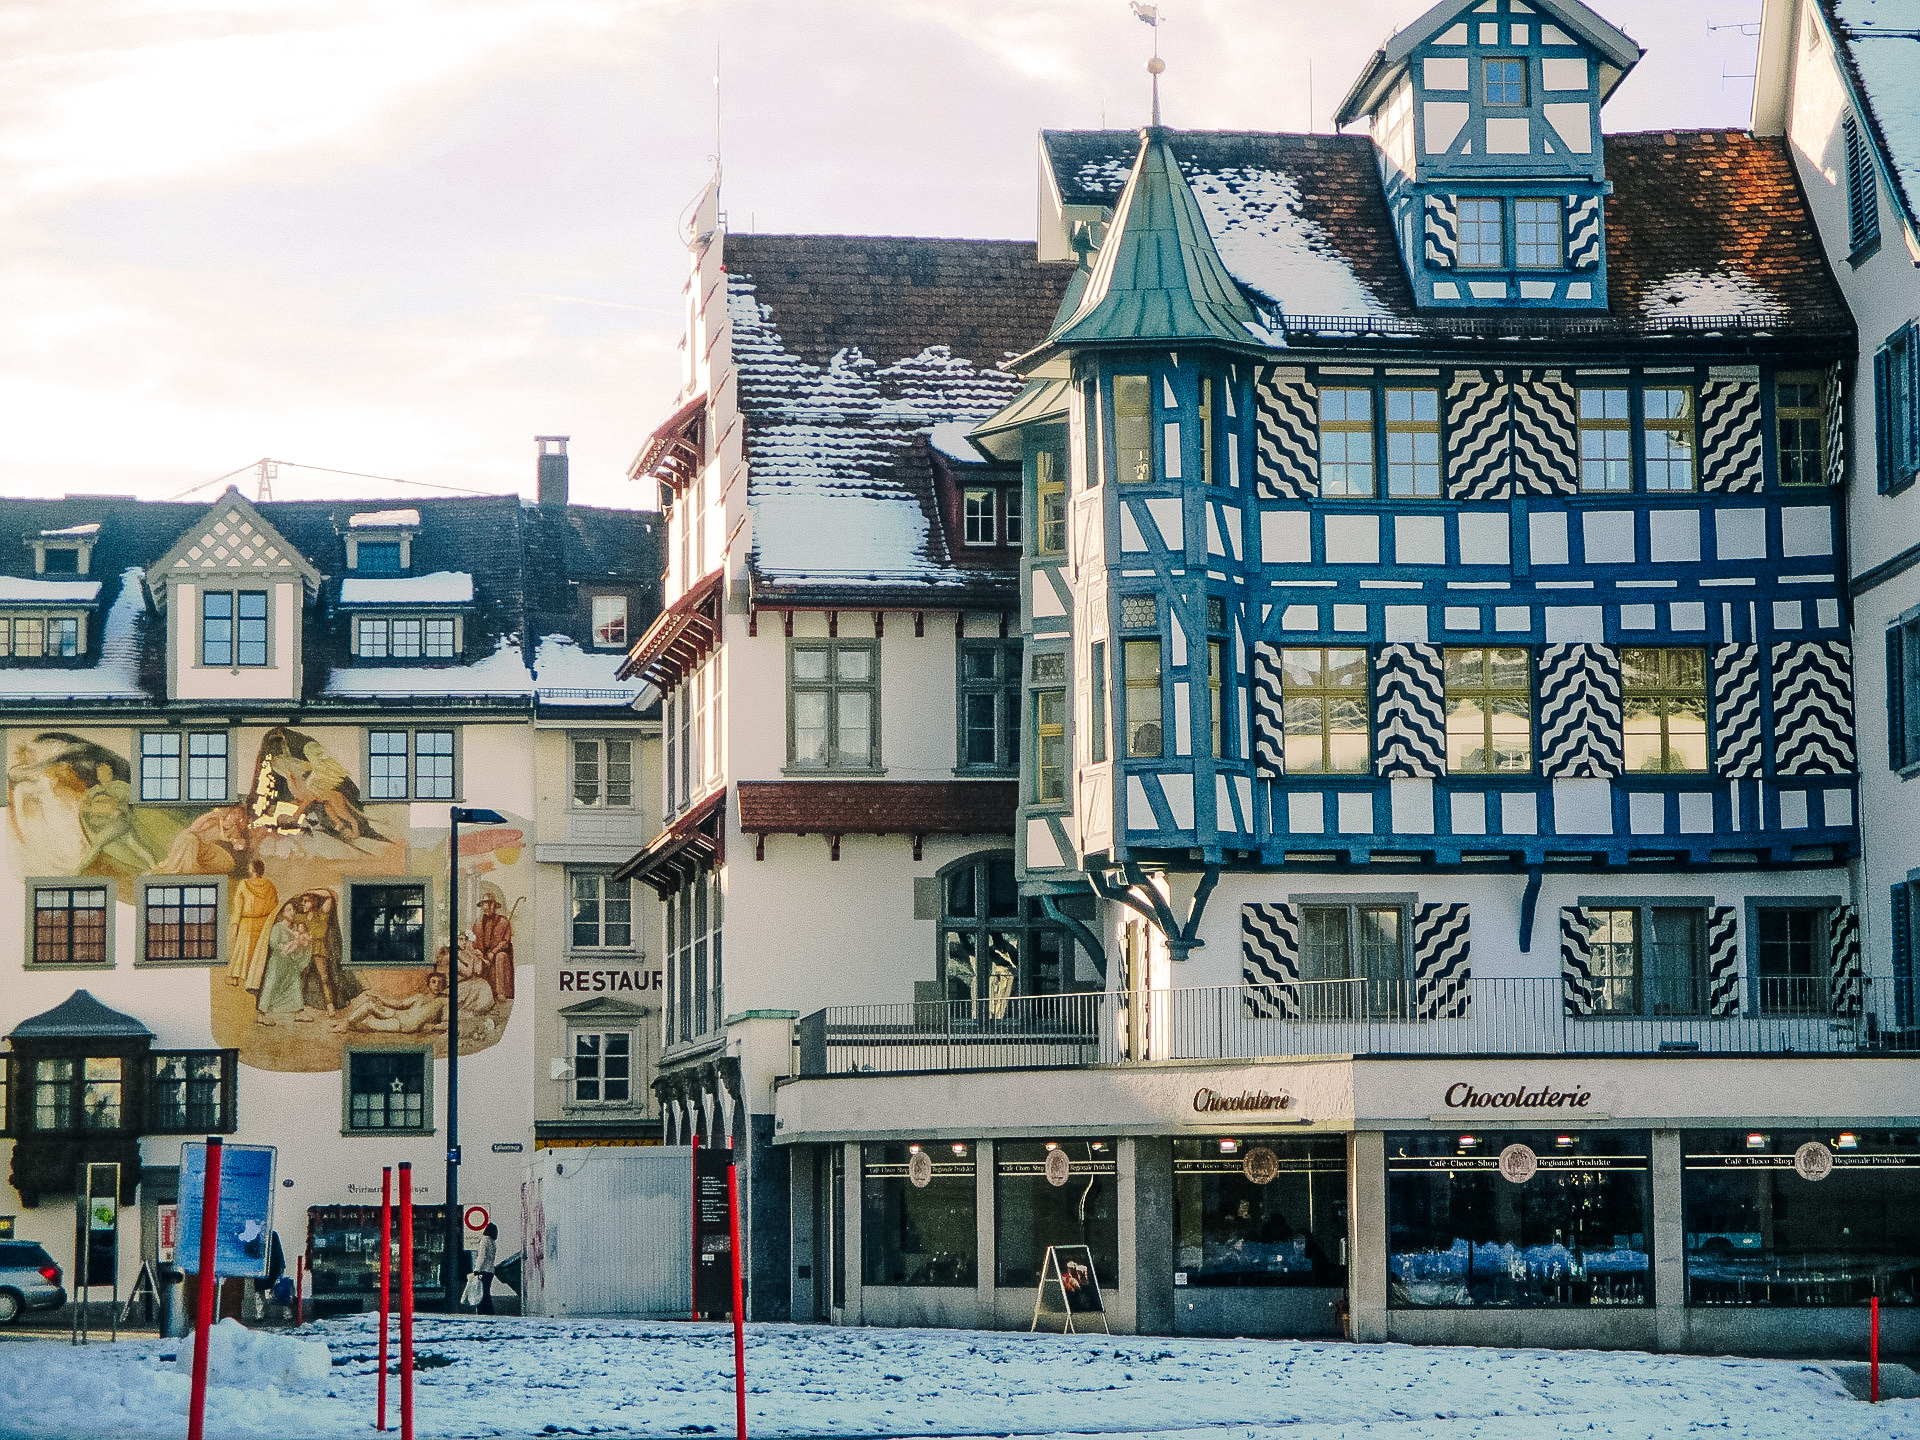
[1130,2,1163,127]
[254,456,278,501]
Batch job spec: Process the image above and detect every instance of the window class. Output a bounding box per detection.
[1755,907,1828,1014]
[140,731,228,803]
[356,616,457,660]
[788,640,878,770]
[1621,648,1707,772]
[201,590,267,667]
[1120,594,1156,630]
[1514,198,1563,268]
[962,487,995,545]
[570,1031,632,1104]
[1198,377,1216,488]
[939,853,1074,1011]
[1775,374,1825,486]
[1578,388,1632,491]
[1090,641,1109,763]
[355,540,402,573]
[1004,486,1023,546]
[1113,374,1152,483]
[572,737,635,809]
[1483,57,1527,105]
[1457,198,1505,269]
[345,1050,429,1133]
[1877,325,1920,494]
[42,548,79,575]
[365,729,457,801]
[863,1142,979,1287]
[1385,388,1440,497]
[1582,905,1707,1015]
[0,614,82,660]
[1445,647,1531,773]
[569,871,634,951]
[348,882,428,967]
[1642,386,1696,491]
[1318,388,1376,496]
[958,641,1021,771]
[1280,648,1369,774]
[1035,434,1067,555]
[142,882,221,964]
[1208,640,1226,758]
[1300,902,1406,1016]
[30,884,109,965]
[587,594,627,650]
[1174,1136,1348,1288]
[1035,687,1066,801]
[1889,616,1920,770]
[1843,112,1880,254]
[995,1140,1117,1288]
[29,1057,125,1132]
[665,868,722,1045]
[149,1052,232,1132]
[1123,639,1163,758]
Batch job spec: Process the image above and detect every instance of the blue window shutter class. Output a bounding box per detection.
[1893,883,1915,1029]
[1907,325,1920,479]
[1877,344,1893,493]
[1890,625,1908,770]
[1845,114,1881,253]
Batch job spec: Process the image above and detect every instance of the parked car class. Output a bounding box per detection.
[0,1241,66,1323]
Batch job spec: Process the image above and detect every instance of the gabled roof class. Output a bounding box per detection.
[1335,0,1643,125]
[10,989,151,1041]
[149,488,323,598]
[1818,0,1920,237]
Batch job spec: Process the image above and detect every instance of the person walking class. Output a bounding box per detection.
[475,1223,498,1315]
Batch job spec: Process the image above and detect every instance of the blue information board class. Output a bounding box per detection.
[177,1142,277,1278]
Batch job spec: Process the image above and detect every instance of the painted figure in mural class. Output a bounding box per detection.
[254,890,358,1021]
[327,972,450,1035]
[227,860,279,987]
[77,761,160,872]
[255,902,313,1020]
[156,804,251,875]
[471,889,516,1001]
[297,890,358,1014]
[248,728,383,844]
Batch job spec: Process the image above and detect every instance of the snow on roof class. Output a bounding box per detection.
[337,571,473,605]
[1832,1,1920,224]
[1638,269,1785,321]
[928,421,988,464]
[1185,164,1392,322]
[0,577,102,603]
[532,634,647,705]
[348,508,421,529]
[39,523,99,538]
[0,568,144,700]
[323,635,531,698]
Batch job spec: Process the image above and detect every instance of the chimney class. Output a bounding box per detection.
[536,435,570,508]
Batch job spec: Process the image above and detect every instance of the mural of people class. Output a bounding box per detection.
[227,860,278,988]
[255,901,312,1021]
[157,804,251,875]
[247,727,384,847]
[328,972,450,1035]
[78,761,160,872]
[255,889,359,1022]
[470,888,516,1002]
[7,732,177,877]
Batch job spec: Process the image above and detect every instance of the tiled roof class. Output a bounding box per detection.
[10,989,151,1041]
[735,780,1018,836]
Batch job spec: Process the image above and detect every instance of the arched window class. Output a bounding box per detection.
[936,852,1072,1015]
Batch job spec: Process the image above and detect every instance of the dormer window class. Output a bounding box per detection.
[1484,57,1527,105]
[42,549,78,575]
[591,595,628,648]
[345,509,420,571]
[0,615,82,659]
[356,541,403,574]
[964,489,997,545]
[355,615,458,660]
[1458,199,1505,268]
[30,524,98,576]
[1514,199,1564,267]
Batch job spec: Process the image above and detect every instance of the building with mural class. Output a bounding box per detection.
[619,0,1920,1355]
[0,448,663,1312]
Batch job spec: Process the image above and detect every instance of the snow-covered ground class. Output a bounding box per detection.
[0,1315,1913,1440]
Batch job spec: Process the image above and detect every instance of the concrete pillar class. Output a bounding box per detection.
[1130,1136,1173,1337]
[1348,1130,1388,1342]
[789,1146,816,1323]
[1650,1129,1685,1352]
[841,1140,863,1324]
[975,1140,997,1329]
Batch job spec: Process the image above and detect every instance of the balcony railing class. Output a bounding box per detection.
[794,978,1907,1078]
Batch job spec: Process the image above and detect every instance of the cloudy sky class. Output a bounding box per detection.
[4,0,1764,511]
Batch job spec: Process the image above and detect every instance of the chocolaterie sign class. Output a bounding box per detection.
[1442,1081,1594,1111]
[1192,1087,1294,1114]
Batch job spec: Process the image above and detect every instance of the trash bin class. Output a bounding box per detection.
[158,1265,189,1338]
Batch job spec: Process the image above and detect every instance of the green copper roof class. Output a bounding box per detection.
[1046,129,1259,351]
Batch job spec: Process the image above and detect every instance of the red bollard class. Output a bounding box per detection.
[187,1137,224,1440]
[728,1159,746,1440]
[399,1163,415,1440]
[690,1134,700,1321]
[379,1166,392,1431]
[1872,1294,1881,1403]
[293,1256,304,1328]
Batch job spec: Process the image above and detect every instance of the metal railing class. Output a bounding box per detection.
[795,976,1906,1077]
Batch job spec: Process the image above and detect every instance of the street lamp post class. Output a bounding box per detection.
[446,804,505,1312]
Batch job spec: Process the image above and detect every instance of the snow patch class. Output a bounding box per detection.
[169,1319,333,1391]
[1639,268,1784,320]
[532,633,644,703]
[929,420,988,463]
[1186,165,1392,320]
[338,571,473,605]
[0,577,101,603]
[39,522,100,537]
[323,635,532,697]
[347,508,420,529]
[1835,0,1920,219]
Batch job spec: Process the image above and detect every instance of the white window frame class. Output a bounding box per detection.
[567,1028,636,1106]
[364,727,461,802]
[139,729,232,804]
[0,612,86,660]
[567,869,637,954]
[351,613,461,660]
[591,595,629,649]
[570,736,637,811]
[963,488,997,546]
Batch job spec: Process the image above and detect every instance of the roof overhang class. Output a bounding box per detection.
[628,392,708,494]
[615,788,725,896]
[970,378,1072,462]
[617,566,723,690]
[736,779,1017,844]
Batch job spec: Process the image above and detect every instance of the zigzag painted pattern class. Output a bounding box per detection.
[1250,642,1285,777]
[1538,644,1623,777]
[1707,907,1740,1017]
[1511,372,1579,495]
[1242,902,1301,1019]
[1424,194,1459,270]
[1699,381,1765,494]
[1375,643,1446,778]
[1824,362,1846,489]
[1253,372,1319,500]
[1829,905,1864,1017]
[1566,195,1603,271]
[1446,371,1511,499]
[1772,641,1856,775]
[1561,907,1601,1017]
[1412,903,1472,1020]
[1712,644,1763,778]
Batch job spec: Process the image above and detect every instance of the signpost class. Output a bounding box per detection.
[693,1145,735,1318]
[1030,1245,1109,1335]
[177,1142,277,1279]
[728,1158,747,1440]
[379,1167,393,1433]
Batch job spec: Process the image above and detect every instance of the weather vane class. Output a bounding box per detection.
[1131,2,1164,128]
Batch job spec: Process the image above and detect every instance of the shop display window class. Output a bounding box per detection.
[860,1141,977,1287]
[306,1204,448,1305]
[994,1139,1118,1289]
[1683,1129,1920,1306]
[1173,1136,1347,1287]
[1387,1131,1651,1308]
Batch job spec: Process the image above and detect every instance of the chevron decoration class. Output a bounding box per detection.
[1829,904,1864,1017]
[1560,907,1601,1017]
[1538,644,1623,777]
[1772,641,1856,775]
[1712,644,1763,778]
[1699,381,1765,494]
[1565,195,1603,271]
[1253,371,1319,500]
[1824,361,1846,489]
[1251,642,1285,777]
[1445,371,1512,499]
[1375,642,1446,778]
[1412,903,1472,1020]
[1706,906,1740,1017]
[1424,194,1459,270]
[1242,902,1301,1019]
[1510,372,1580,495]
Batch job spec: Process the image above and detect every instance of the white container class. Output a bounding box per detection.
[519,1146,692,1317]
